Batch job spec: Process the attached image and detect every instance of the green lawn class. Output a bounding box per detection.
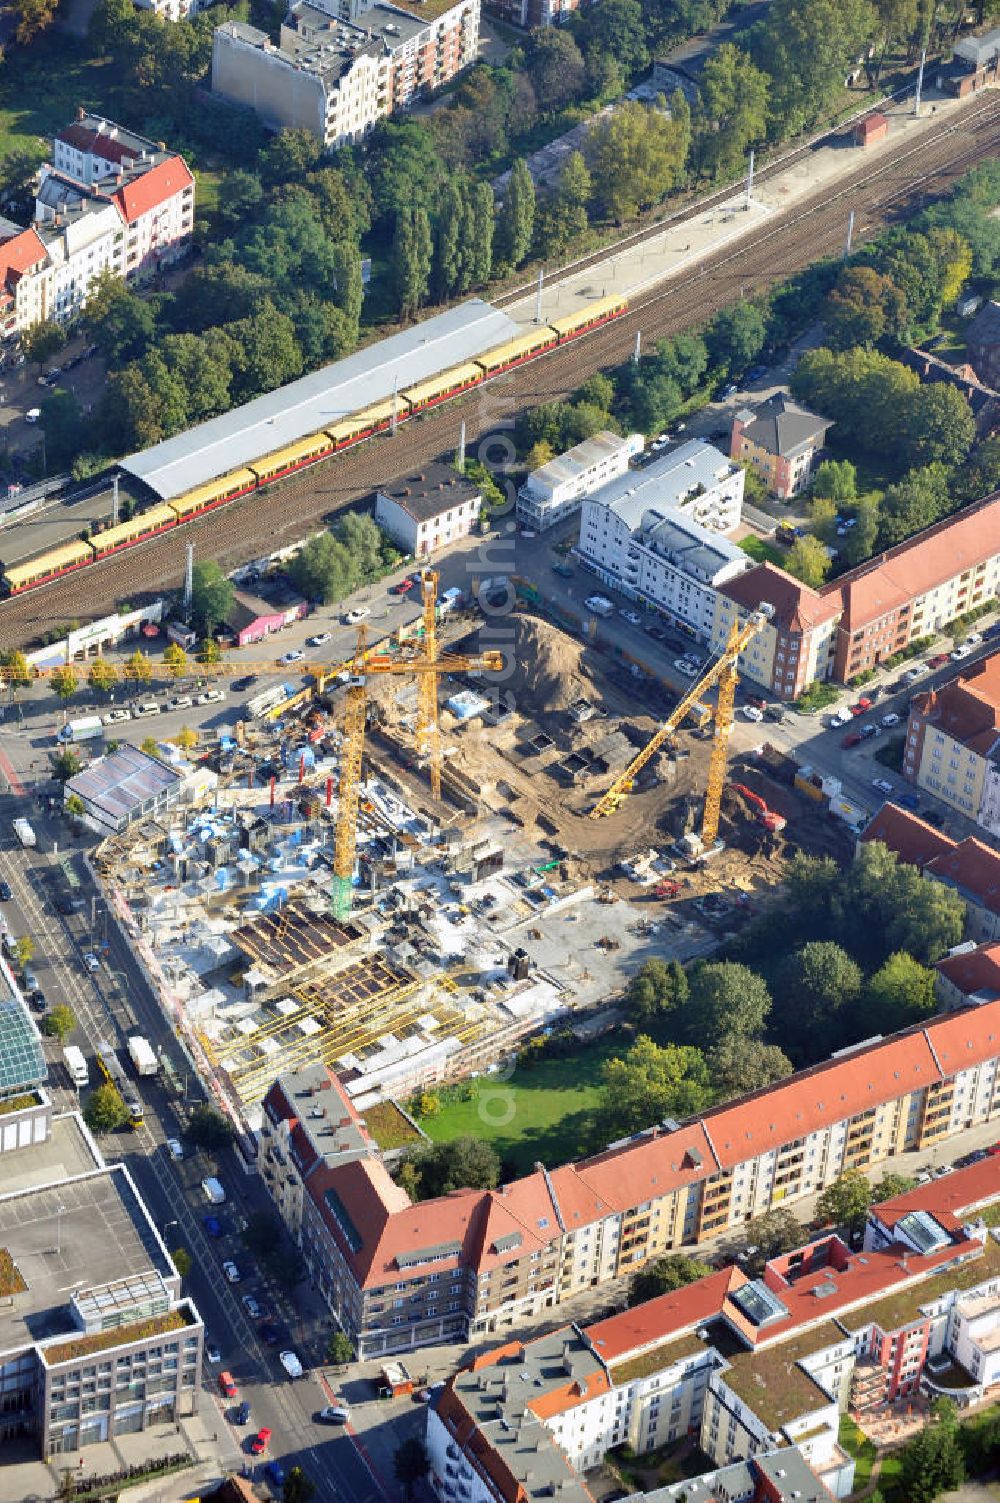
[0,35,119,159]
[839,1415,877,1492]
[740,535,785,566]
[419,1036,621,1175]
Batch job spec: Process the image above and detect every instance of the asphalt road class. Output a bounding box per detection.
[0,780,386,1503]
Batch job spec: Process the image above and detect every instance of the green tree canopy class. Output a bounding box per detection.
[601,1035,713,1139]
[812,459,857,502]
[897,1399,965,1503]
[185,1105,234,1151]
[498,158,535,269]
[724,1207,804,1276]
[686,961,773,1048]
[626,958,689,1034]
[863,952,937,1033]
[695,43,768,180]
[872,1172,917,1202]
[784,534,832,588]
[586,96,691,223]
[398,1137,501,1201]
[21,319,66,369]
[629,1254,710,1307]
[52,749,83,783]
[326,1330,354,1365]
[84,1084,130,1134]
[815,1168,873,1232]
[189,561,234,637]
[708,1035,794,1098]
[394,1439,430,1500]
[705,301,767,373]
[774,941,862,1062]
[288,533,357,604]
[41,1005,76,1042]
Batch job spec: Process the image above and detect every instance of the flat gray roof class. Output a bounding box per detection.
[121,300,519,501]
[642,508,747,584]
[592,438,737,530]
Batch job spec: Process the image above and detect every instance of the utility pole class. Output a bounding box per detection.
[457,420,466,471]
[844,209,855,258]
[633,330,641,365]
[745,149,755,211]
[183,542,194,617]
[914,47,926,116]
[535,267,544,325]
[112,474,119,526]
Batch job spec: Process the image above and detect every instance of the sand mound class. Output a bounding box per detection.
[502,615,601,716]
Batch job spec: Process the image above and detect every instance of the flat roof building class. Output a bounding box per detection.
[375,462,482,557]
[516,431,642,533]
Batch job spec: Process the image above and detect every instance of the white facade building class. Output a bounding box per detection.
[375,462,482,557]
[516,430,642,532]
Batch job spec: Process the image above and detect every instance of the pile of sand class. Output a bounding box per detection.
[501,615,601,716]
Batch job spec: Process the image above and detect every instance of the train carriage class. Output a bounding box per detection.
[549,294,628,342]
[88,503,179,561]
[1,538,95,595]
[401,362,486,413]
[249,432,336,488]
[475,326,560,378]
[326,396,413,450]
[168,468,259,522]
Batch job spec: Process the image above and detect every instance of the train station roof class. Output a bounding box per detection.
[119,300,519,502]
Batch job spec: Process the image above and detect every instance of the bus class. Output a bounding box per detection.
[95,1041,144,1129]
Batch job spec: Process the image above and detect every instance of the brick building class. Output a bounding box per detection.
[729,394,831,499]
[861,802,1000,945]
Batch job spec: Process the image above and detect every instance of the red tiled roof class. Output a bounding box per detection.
[935,942,1000,1003]
[572,1123,717,1211]
[57,122,142,164]
[911,653,1000,757]
[0,227,47,287]
[860,804,956,868]
[924,1003,1000,1080]
[870,1155,1000,1230]
[701,1029,941,1171]
[719,562,837,635]
[835,490,1000,634]
[925,836,1000,918]
[436,1384,527,1503]
[112,156,193,223]
[584,1267,745,1364]
[529,1367,610,1421]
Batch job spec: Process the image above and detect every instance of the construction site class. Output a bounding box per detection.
[93,581,858,1136]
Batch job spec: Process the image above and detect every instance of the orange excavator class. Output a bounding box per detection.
[729,782,787,833]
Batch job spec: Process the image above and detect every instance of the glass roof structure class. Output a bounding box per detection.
[0,986,46,1095]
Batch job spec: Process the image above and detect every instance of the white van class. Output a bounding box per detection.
[63,1044,89,1088]
[202,1176,226,1205]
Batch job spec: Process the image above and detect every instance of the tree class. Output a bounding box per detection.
[260,129,322,185]
[198,636,221,665]
[13,936,34,970]
[525,440,555,472]
[0,649,32,688]
[825,264,908,350]
[872,1172,917,1202]
[65,793,86,823]
[227,301,302,402]
[629,1254,710,1307]
[84,1083,130,1134]
[41,1004,76,1042]
[902,382,976,468]
[175,726,198,752]
[433,178,467,299]
[185,1104,234,1151]
[587,97,691,224]
[469,183,495,289]
[815,1168,873,1233]
[189,561,234,637]
[897,1399,965,1503]
[863,952,937,1033]
[686,961,772,1048]
[288,533,357,604]
[812,459,857,502]
[535,151,592,259]
[140,737,160,758]
[394,1439,429,1500]
[774,942,862,1062]
[217,170,264,230]
[399,1137,501,1200]
[725,1208,804,1276]
[283,1466,317,1503]
[326,1330,354,1365]
[848,841,964,965]
[709,1036,793,1098]
[602,1035,713,1139]
[52,749,83,783]
[844,493,879,566]
[705,301,767,373]
[785,534,832,588]
[51,666,78,702]
[171,1247,193,1278]
[84,658,116,698]
[695,43,769,180]
[578,0,649,78]
[0,141,46,201]
[877,464,951,549]
[84,273,157,365]
[123,650,153,687]
[522,28,586,112]
[626,958,689,1034]
[393,206,432,320]
[163,643,188,680]
[20,319,66,369]
[750,0,877,137]
[498,159,535,269]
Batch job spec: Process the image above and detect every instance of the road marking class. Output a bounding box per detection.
[0,742,26,794]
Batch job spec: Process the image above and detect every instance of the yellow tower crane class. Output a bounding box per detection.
[331,569,503,919]
[589,604,774,851]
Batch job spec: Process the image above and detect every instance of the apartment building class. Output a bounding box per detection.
[516,431,643,534]
[486,0,582,25]
[902,653,1000,833]
[711,487,1000,697]
[259,999,1000,1359]
[0,960,203,1456]
[375,462,482,556]
[936,942,1000,1010]
[1,115,194,340]
[212,0,480,147]
[861,803,1000,945]
[426,1161,1000,1503]
[729,394,831,499]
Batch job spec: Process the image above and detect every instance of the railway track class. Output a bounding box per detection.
[2,95,997,648]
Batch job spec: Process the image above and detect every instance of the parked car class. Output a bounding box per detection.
[219,1371,238,1400]
[951,645,973,661]
[317,1406,351,1424]
[133,702,160,718]
[166,1138,184,1160]
[965,632,982,646]
[264,1462,285,1491]
[619,609,642,626]
[872,778,895,796]
[742,706,764,722]
[203,1215,223,1238]
[232,675,258,692]
[841,731,862,749]
[673,658,698,677]
[205,1341,221,1365]
[197,689,226,705]
[896,791,920,811]
[858,723,880,740]
[222,1260,241,1283]
[929,653,951,669]
[279,650,304,665]
[25,408,41,423]
[279,1350,303,1378]
[242,1294,263,1320]
[82,952,100,972]
[308,632,332,647]
[0,882,10,902]
[250,1427,272,1455]
[880,712,900,728]
[236,1401,251,1426]
[343,607,371,626]
[170,695,193,711]
[391,578,414,594]
[103,708,131,724]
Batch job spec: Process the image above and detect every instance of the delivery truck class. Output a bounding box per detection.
[57,716,104,745]
[127,1035,158,1077]
[63,1044,89,1088]
[13,819,36,849]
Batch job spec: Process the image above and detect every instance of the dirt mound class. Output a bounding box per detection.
[502,615,601,715]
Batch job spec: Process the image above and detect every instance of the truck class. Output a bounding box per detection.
[247,683,295,719]
[584,595,614,617]
[57,716,104,745]
[13,819,36,849]
[127,1035,158,1077]
[63,1044,89,1088]
[202,1176,226,1205]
